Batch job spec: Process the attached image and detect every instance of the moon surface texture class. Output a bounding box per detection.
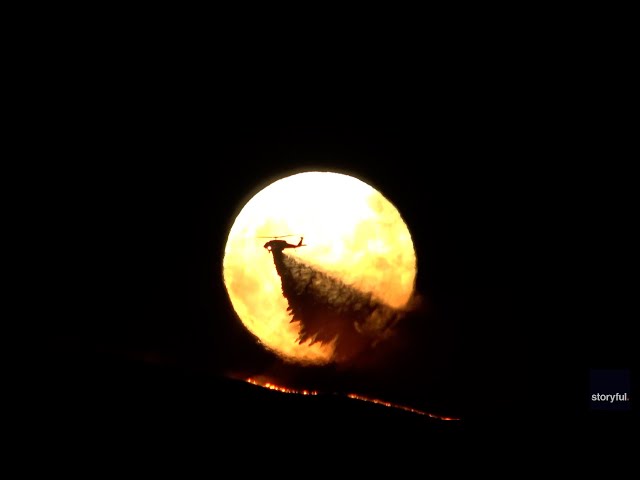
[223,171,417,364]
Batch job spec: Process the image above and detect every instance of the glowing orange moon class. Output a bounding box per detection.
[222,171,417,364]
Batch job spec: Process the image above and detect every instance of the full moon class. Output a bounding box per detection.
[222,171,417,364]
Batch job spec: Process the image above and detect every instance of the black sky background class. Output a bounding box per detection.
[28,33,635,445]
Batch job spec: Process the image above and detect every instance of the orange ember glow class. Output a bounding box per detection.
[246,377,318,395]
[244,377,459,421]
[346,394,460,421]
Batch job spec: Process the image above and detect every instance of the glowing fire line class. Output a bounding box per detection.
[346,393,459,421]
[246,377,318,395]
[245,377,460,421]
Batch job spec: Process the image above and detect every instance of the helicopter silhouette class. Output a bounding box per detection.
[260,235,405,362]
[261,236,306,253]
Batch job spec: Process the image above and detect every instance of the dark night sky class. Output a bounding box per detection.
[29,36,634,445]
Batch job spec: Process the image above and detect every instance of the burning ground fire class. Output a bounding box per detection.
[246,377,318,395]
[345,393,460,421]
[245,377,460,421]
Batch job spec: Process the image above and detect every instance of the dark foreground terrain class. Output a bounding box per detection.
[31,347,463,453]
